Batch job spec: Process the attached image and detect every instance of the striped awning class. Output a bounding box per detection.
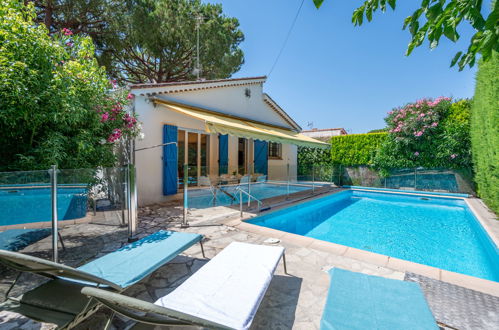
[153,99,329,148]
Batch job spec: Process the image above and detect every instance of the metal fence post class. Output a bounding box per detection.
[339,165,342,187]
[312,165,315,194]
[247,164,251,207]
[286,163,290,198]
[182,164,189,228]
[127,164,138,241]
[414,168,417,190]
[240,189,243,218]
[50,165,58,263]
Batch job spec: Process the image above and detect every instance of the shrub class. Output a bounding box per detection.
[374,98,472,170]
[330,133,387,166]
[471,51,499,213]
[298,146,332,167]
[0,0,139,171]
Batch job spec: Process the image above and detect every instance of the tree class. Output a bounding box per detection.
[0,0,139,171]
[312,0,498,70]
[29,0,245,83]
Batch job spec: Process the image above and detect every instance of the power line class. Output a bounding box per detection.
[267,0,305,77]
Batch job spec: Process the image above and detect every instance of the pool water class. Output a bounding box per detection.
[187,182,312,209]
[248,190,499,281]
[0,187,88,226]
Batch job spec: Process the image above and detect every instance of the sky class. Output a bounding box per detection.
[203,0,478,133]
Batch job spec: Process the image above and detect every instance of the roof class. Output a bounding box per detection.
[130,76,267,91]
[302,128,347,133]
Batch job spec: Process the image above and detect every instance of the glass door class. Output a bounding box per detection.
[187,132,198,186]
[201,134,208,176]
[238,138,247,175]
[177,129,210,189]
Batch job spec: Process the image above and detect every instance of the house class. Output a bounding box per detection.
[301,128,347,142]
[131,76,327,206]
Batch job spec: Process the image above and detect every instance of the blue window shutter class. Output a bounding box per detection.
[163,125,178,195]
[219,134,228,175]
[253,140,268,175]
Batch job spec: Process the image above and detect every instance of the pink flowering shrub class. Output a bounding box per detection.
[96,86,140,144]
[374,98,472,170]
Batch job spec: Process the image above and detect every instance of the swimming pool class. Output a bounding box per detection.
[0,187,88,227]
[187,182,314,209]
[248,190,499,281]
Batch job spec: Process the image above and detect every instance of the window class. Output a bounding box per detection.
[268,142,282,159]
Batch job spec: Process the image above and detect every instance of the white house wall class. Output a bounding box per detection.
[268,144,298,180]
[134,96,207,205]
[133,81,301,206]
[136,83,293,130]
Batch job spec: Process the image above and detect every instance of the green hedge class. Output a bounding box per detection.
[330,133,387,166]
[471,51,499,214]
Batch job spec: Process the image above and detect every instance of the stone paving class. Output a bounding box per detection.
[0,198,498,329]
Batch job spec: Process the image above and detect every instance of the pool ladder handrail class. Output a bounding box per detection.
[235,186,262,218]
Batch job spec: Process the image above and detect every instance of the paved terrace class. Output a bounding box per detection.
[0,195,498,329]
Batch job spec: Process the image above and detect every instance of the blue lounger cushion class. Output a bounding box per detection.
[320,268,438,330]
[77,230,202,289]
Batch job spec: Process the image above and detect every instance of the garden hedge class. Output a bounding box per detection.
[471,51,499,213]
[330,133,387,166]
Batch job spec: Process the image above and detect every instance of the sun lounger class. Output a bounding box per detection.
[0,230,203,329]
[82,242,287,330]
[320,268,438,330]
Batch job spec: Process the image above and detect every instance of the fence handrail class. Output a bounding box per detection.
[235,186,262,217]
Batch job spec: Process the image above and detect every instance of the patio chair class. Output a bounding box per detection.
[320,268,438,330]
[0,230,204,329]
[239,174,251,184]
[82,242,287,330]
[198,175,217,203]
[256,174,267,183]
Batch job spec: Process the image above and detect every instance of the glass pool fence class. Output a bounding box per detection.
[180,164,342,218]
[336,166,475,195]
[180,164,475,217]
[0,165,136,266]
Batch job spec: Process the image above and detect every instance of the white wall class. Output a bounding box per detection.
[133,82,300,206]
[268,144,297,181]
[155,84,291,129]
[134,96,208,205]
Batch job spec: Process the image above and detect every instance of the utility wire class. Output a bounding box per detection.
[267,0,305,77]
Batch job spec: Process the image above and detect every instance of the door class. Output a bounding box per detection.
[254,140,268,175]
[163,124,178,195]
[219,134,228,175]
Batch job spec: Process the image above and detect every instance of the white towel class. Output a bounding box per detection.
[155,242,284,330]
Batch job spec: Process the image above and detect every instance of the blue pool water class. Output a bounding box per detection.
[248,190,499,281]
[188,182,312,209]
[0,187,88,226]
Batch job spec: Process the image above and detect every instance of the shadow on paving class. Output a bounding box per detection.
[0,223,129,301]
[123,274,303,330]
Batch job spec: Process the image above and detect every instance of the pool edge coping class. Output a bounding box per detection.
[225,189,499,297]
